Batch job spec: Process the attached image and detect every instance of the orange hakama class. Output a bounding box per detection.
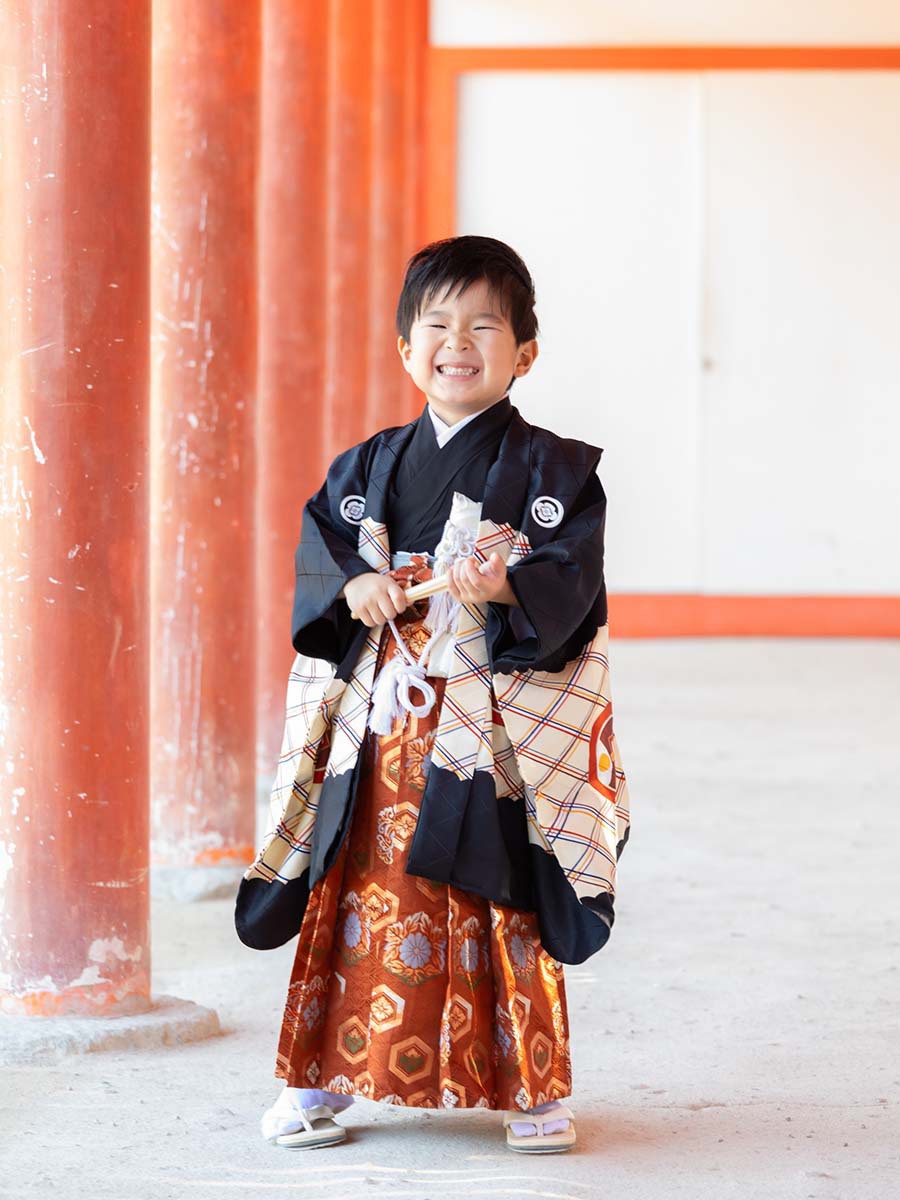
[274,604,573,1111]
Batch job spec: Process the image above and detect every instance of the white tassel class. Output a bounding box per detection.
[367,620,438,735]
[423,584,460,639]
[368,495,481,735]
[424,518,472,641]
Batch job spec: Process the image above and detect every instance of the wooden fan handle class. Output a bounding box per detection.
[403,575,450,603]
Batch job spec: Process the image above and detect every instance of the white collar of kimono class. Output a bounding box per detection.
[427,396,509,448]
[427,405,480,448]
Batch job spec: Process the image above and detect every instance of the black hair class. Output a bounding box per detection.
[395,235,539,349]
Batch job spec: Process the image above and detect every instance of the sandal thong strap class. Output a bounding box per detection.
[503,1103,574,1131]
[297,1104,337,1131]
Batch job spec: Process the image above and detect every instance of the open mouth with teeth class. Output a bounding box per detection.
[436,365,480,377]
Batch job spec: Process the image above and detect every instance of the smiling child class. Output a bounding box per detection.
[237,235,631,1154]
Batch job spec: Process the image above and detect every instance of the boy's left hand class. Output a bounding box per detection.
[446,552,517,606]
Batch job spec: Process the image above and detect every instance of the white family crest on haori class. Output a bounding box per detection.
[530,495,564,528]
[244,489,630,919]
[339,494,366,524]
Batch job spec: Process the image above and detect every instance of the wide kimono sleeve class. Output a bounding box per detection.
[291,440,379,671]
[486,469,608,676]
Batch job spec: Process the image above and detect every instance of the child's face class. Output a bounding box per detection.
[397,277,538,423]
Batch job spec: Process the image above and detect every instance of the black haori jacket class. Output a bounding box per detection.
[234,404,632,964]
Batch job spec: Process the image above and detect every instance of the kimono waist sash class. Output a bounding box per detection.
[391,550,436,569]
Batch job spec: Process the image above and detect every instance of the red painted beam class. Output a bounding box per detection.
[611,594,900,638]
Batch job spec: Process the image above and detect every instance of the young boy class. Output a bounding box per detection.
[236,235,631,1153]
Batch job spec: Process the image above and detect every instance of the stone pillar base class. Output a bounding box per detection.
[0,994,221,1066]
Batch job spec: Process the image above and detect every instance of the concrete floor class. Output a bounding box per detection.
[2,639,898,1200]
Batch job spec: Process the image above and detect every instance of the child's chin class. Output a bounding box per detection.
[434,380,481,394]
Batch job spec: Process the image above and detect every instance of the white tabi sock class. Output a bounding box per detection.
[261,1085,355,1140]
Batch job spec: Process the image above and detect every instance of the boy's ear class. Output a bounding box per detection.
[514,338,539,378]
[397,335,412,373]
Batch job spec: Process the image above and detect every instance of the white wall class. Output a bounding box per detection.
[702,73,900,594]
[431,1,900,46]
[458,72,704,593]
[456,70,900,594]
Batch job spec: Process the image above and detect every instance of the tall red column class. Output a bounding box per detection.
[368,0,428,431]
[151,3,260,882]
[0,4,152,1015]
[255,0,329,788]
[255,0,428,785]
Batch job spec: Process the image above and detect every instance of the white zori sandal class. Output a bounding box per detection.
[261,1090,348,1150]
[503,1101,576,1153]
[273,1104,346,1149]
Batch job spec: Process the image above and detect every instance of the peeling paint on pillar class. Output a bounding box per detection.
[0,934,149,1018]
[150,2,259,872]
[0,2,153,1015]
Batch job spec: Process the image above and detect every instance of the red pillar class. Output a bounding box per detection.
[368,0,428,431]
[255,0,329,785]
[0,4,152,1015]
[150,2,260,878]
[321,0,375,456]
[255,0,428,782]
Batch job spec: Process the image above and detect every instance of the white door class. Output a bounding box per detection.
[457,69,900,595]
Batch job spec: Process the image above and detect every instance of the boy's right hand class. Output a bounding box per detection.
[342,572,409,627]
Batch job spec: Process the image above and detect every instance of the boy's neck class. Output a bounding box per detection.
[427,394,508,426]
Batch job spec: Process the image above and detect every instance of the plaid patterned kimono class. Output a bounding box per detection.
[235,404,631,966]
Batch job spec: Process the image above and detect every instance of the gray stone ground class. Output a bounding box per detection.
[1,639,898,1200]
